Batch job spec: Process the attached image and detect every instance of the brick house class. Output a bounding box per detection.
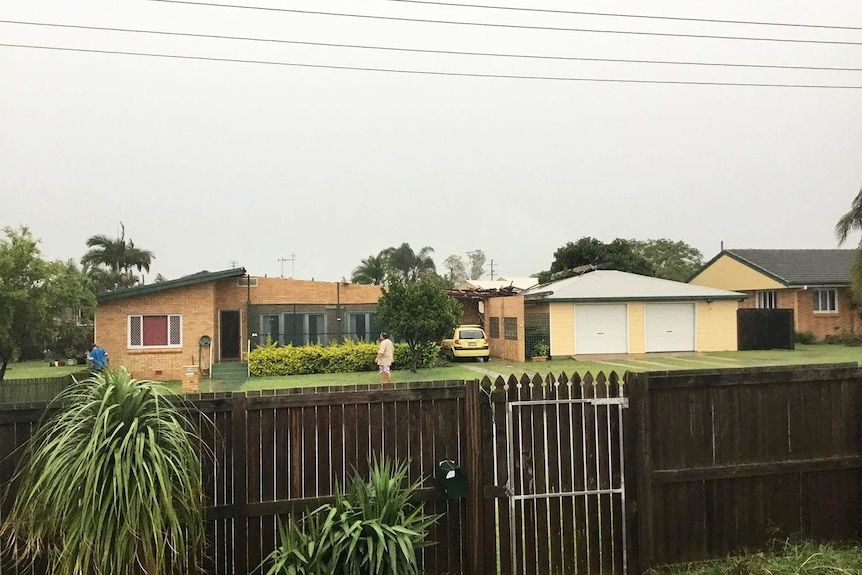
[689,249,860,340]
[95,268,383,381]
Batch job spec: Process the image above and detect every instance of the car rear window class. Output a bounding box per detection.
[459,329,485,339]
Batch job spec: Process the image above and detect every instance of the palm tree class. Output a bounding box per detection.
[351,252,389,285]
[836,186,862,246]
[384,243,436,283]
[0,368,208,575]
[81,222,154,276]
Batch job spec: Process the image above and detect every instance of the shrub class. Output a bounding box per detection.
[824,330,862,346]
[794,331,818,345]
[263,458,439,575]
[0,367,209,575]
[249,340,440,377]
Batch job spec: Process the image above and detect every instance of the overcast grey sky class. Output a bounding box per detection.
[3,0,862,282]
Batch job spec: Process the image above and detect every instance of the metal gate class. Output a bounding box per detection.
[503,378,629,575]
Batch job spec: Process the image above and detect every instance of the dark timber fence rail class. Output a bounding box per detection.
[2,363,861,575]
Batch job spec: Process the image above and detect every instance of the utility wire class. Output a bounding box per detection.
[5,42,862,88]
[142,0,862,47]
[380,0,862,33]
[5,20,862,73]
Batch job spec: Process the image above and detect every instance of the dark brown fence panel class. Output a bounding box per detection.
[630,363,862,569]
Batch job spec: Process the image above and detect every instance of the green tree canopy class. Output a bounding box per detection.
[836,186,862,246]
[350,252,390,285]
[0,227,94,380]
[836,187,862,305]
[537,237,655,283]
[443,254,468,284]
[376,275,461,372]
[383,243,436,283]
[81,222,154,293]
[628,238,704,282]
[466,249,486,280]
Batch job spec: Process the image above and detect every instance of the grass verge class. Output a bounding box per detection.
[648,539,862,575]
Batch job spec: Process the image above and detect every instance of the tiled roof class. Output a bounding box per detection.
[725,249,857,286]
[521,270,745,302]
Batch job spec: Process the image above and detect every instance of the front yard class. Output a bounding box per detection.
[206,344,859,392]
[4,345,859,394]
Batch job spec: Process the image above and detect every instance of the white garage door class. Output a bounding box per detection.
[575,304,628,354]
[645,303,696,352]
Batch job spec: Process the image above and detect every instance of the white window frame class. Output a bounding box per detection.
[756,290,777,309]
[813,288,838,314]
[128,314,183,348]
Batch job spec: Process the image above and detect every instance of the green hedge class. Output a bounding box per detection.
[248,340,440,377]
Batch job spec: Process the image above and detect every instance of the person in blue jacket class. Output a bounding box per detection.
[88,343,108,371]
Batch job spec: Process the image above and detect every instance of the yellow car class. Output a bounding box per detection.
[441,325,490,362]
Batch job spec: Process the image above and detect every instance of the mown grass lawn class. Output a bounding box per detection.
[197,344,861,392]
[500,344,861,379]
[2,360,87,380]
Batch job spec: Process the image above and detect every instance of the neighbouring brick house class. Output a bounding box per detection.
[689,249,860,340]
[95,268,383,381]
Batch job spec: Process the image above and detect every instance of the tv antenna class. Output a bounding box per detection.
[278,254,296,278]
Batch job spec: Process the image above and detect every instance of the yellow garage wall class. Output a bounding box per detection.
[690,254,783,290]
[550,302,575,356]
[696,300,739,351]
[628,303,646,354]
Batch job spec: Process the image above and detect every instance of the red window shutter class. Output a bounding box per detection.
[143,316,168,346]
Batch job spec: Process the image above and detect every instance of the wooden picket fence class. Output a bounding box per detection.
[1,363,861,575]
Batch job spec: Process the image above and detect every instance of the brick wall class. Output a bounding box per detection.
[738,287,857,340]
[795,287,857,339]
[96,283,217,381]
[95,278,384,381]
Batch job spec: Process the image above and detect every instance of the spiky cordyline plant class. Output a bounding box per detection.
[0,367,208,575]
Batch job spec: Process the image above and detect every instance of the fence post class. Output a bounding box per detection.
[232,392,248,575]
[623,372,641,575]
[629,372,653,573]
[465,379,485,575]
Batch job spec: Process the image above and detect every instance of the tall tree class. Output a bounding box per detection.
[837,188,862,304]
[443,255,468,284]
[383,243,436,283]
[836,186,862,246]
[538,237,655,283]
[351,252,390,285]
[81,222,154,292]
[466,250,486,280]
[629,239,703,282]
[0,227,93,380]
[376,275,461,372]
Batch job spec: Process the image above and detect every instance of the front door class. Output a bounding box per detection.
[220,310,241,360]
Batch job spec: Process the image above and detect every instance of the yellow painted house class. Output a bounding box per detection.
[689,249,859,340]
[486,270,746,362]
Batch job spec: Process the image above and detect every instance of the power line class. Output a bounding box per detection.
[380,0,862,33]
[142,0,862,47]
[5,42,862,88]
[5,20,862,73]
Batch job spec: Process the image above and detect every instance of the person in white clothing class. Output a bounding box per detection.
[375,332,394,384]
